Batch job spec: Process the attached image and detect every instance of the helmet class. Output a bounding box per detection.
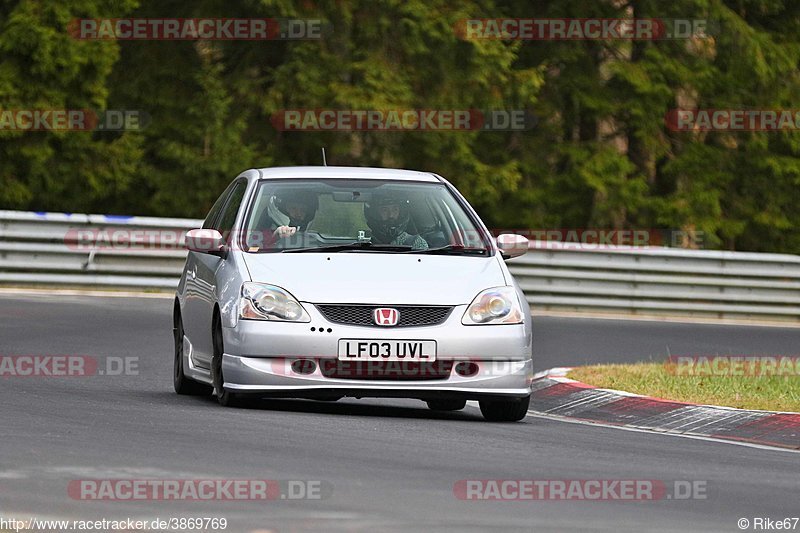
[273,189,319,230]
[364,192,411,242]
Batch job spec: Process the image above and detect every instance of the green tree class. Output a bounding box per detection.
[0,0,141,213]
[2,0,800,253]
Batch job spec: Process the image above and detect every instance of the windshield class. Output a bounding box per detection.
[241,179,490,254]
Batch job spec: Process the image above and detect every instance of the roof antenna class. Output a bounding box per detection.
[321,147,328,166]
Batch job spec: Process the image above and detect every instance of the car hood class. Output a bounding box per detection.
[241,252,506,305]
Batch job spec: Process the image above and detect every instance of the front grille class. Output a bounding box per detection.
[319,360,453,380]
[316,305,453,327]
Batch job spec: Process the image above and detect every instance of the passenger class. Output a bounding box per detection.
[364,193,428,250]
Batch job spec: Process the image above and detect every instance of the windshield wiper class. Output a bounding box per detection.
[412,245,488,255]
[282,242,413,253]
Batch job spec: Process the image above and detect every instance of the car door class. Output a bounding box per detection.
[189,179,248,368]
[182,180,236,368]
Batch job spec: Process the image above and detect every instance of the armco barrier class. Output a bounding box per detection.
[1,210,798,321]
[510,243,800,321]
[0,210,199,290]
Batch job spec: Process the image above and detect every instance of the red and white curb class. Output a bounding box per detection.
[529,368,800,451]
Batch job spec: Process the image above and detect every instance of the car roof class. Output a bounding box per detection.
[252,166,441,182]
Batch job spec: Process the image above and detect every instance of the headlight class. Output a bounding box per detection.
[239,283,310,322]
[462,286,523,325]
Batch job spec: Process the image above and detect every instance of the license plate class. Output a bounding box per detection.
[337,339,437,361]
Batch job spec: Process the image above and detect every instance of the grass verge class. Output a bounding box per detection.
[567,362,800,412]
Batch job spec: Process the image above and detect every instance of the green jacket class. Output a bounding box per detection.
[391,232,429,250]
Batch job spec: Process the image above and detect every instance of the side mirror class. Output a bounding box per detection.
[496,233,529,259]
[185,228,227,257]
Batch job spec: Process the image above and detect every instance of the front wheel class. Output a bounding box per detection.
[479,395,530,422]
[211,317,248,408]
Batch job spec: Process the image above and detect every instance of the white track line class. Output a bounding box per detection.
[532,309,800,328]
[464,399,799,454]
[519,370,799,452]
[2,287,798,326]
[524,409,800,454]
[0,287,172,299]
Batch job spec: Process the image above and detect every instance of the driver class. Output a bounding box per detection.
[272,189,319,239]
[364,192,428,250]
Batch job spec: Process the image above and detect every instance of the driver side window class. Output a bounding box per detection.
[215,180,248,235]
[202,181,236,230]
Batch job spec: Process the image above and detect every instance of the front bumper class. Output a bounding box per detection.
[222,355,532,400]
[220,303,532,399]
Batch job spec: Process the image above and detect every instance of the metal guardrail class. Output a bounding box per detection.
[507,244,800,320]
[0,210,199,289]
[1,210,798,321]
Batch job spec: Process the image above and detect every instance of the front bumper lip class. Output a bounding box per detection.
[221,354,533,400]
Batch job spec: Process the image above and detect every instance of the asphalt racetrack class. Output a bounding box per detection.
[1,293,797,532]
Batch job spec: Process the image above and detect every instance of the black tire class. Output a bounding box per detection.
[479,395,530,422]
[173,311,212,396]
[426,399,467,411]
[211,314,248,408]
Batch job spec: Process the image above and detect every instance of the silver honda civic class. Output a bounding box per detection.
[174,166,533,421]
